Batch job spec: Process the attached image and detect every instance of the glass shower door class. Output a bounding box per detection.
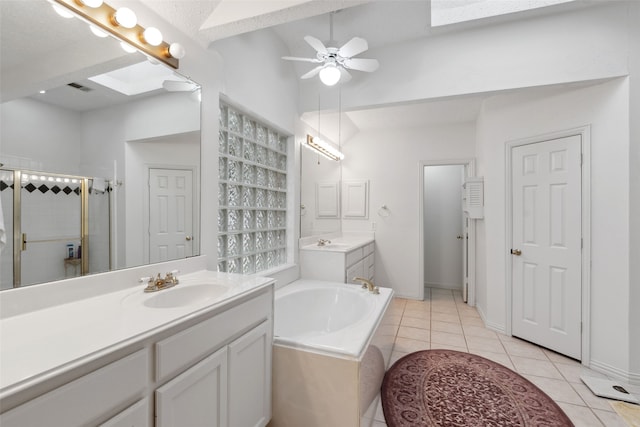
[17,171,87,287]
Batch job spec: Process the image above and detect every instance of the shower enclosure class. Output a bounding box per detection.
[0,168,111,290]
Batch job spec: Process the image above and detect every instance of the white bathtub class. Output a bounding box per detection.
[274,279,393,359]
[272,279,395,427]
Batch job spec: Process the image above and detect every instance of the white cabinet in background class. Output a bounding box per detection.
[300,242,375,284]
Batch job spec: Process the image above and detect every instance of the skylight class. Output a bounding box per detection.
[88,61,177,96]
[431,0,576,27]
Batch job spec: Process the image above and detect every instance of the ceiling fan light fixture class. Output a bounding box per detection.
[319,64,341,86]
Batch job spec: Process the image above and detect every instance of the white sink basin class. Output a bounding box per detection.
[305,243,352,250]
[137,284,230,309]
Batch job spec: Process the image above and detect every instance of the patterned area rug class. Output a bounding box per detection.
[381,350,574,426]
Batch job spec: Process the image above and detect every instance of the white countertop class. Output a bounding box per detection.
[0,270,273,400]
[299,237,374,253]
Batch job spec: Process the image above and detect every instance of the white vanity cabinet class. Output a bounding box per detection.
[300,241,375,284]
[0,284,274,427]
[0,350,150,427]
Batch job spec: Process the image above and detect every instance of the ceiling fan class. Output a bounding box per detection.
[162,79,199,93]
[282,14,379,86]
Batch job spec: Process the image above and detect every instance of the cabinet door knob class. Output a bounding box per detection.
[185,236,192,241]
[511,249,522,256]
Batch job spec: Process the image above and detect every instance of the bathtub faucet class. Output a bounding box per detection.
[317,238,331,246]
[353,277,380,294]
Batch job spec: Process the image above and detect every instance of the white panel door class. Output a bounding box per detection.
[149,169,193,263]
[511,135,582,359]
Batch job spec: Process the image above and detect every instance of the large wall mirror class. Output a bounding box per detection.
[0,0,201,290]
[299,108,345,238]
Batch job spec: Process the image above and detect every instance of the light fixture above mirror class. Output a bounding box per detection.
[50,0,185,69]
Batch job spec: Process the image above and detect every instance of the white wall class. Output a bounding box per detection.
[475,78,632,378]
[300,2,630,113]
[627,0,640,379]
[341,123,475,298]
[423,165,464,290]
[0,98,82,173]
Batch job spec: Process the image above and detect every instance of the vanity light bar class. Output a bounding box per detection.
[51,0,180,69]
[306,134,345,161]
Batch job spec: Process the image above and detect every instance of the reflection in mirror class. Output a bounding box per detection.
[0,0,201,290]
[300,145,341,237]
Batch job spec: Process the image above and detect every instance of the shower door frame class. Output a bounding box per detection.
[10,169,89,287]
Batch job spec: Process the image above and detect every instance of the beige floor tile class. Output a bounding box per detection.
[469,350,515,370]
[457,307,481,318]
[511,356,564,380]
[402,309,430,320]
[404,300,430,311]
[393,337,430,353]
[460,316,485,327]
[431,330,467,348]
[397,326,430,342]
[554,361,593,384]
[465,335,505,353]
[572,383,618,412]
[557,402,605,426]
[374,401,385,422]
[431,320,463,334]
[389,350,409,366]
[430,343,468,352]
[430,311,461,324]
[592,408,627,427]
[524,375,586,405]
[462,324,498,339]
[543,348,580,365]
[386,314,402,326]
[431,302,458,314]
[400,316,429,329]
[502,339,549,360]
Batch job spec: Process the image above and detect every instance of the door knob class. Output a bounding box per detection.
[185,236,192,241]
[456,235,463,240]
[510,249,522,256]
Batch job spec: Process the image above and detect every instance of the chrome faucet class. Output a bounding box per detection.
[140,270,180,293]
[317,238,332,246]
[353,277,380,294]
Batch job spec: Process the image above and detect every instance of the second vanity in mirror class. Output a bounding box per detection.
[299,234,375,284]
[0,0,201,290]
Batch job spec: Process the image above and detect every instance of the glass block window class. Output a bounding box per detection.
[218,102,288,274]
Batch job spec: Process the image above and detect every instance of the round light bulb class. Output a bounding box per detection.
[142,27,163,46]
[113,7,137,28]
[168,43,186,59]
[79,0,103,7]
[89,25,108,38]
[52,4,74,18]
[120,41,137,53]
[319,65,341,86]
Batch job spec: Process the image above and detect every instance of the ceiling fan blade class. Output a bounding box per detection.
[300,65,324,79]
[304,35,328,54]
[282,56,322,63]
[343,58,379,72]
[163,80,196,92]
[340,67,352,83]
[338,37,368,58]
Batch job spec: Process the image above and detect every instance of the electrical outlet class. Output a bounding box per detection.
[371,222,377,231]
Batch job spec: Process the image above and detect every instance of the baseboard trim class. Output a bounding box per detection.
[589,359,640,386]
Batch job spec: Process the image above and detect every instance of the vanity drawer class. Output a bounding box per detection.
[155,290,271,383]
[364,243,374,257]
[0,349,148,427]
[346,248,364,267]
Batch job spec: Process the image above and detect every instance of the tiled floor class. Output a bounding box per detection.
[370,288,638,427]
